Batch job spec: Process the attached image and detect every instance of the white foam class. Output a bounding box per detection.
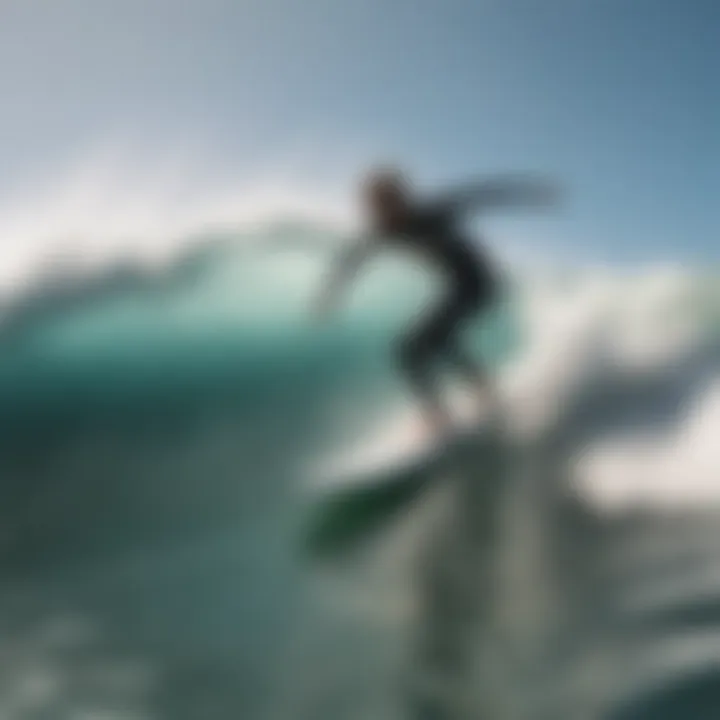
[0,143,352,302]
[499,268,719,510]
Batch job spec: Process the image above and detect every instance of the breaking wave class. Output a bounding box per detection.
[0,214,717,719]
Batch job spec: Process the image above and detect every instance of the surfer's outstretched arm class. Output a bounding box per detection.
[435,174,560,215]
[313,236,378,319]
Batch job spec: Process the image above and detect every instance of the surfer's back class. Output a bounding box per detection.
[381,200,496,296]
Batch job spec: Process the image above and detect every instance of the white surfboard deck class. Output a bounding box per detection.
[307,394,495,493]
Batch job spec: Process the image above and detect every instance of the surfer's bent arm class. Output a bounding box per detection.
[435,175,560,216]
[314,236,378,317]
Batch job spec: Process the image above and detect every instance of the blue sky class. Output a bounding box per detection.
[1,0,718,264]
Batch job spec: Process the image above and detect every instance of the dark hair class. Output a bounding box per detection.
[362,167,410,200]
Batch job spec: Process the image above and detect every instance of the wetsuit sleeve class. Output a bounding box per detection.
[314,235,378,315]
[433,175,560,216]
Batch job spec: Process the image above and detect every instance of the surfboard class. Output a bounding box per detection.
[303,402,490,559]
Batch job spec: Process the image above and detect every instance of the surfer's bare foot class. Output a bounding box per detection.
[460,379,501,428]
[475,382,507,433]
[422,407,453,438]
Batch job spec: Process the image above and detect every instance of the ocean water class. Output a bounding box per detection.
[0,221,718,719]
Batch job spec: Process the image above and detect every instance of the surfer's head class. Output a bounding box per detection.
[361,167,412,232]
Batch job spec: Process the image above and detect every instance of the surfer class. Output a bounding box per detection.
[314,168,557,433]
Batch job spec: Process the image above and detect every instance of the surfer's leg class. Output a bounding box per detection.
[430,290,480,377]
[397,333,447,431]
[439,292,502,418]
[445,337,486,387]
[396,303,455,432]
[445,334,502,421]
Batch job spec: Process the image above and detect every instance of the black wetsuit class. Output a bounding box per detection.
[386,202,498,402]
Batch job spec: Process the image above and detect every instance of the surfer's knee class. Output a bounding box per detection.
[396,333,429,379]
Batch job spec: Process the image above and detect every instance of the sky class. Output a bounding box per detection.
[0,0,718,268]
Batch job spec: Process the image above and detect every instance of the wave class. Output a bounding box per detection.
[0,216,718,718]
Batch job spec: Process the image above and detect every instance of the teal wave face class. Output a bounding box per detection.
[0,222,522,396]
